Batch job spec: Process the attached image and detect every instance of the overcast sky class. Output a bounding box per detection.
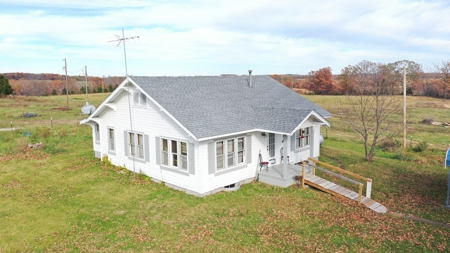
[1,0,449,77]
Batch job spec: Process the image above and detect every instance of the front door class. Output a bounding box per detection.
[268,133,276,164]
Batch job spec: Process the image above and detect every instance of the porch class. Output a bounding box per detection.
[257,162,311,188]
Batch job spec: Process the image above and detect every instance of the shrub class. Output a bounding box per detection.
[412,141,428,152]
[379,139,400,151]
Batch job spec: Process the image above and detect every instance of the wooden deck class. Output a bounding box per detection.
[303,174,388,213]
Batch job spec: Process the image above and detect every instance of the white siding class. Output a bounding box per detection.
[197,133,261,194]
[94,88,202,194]
[87,86,327,195]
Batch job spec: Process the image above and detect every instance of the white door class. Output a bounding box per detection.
[267,133,276,164]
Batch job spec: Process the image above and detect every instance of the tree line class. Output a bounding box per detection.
[272,60,450,98]
[0,73,124,96]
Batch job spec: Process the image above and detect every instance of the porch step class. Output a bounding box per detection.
[303,174,388,213]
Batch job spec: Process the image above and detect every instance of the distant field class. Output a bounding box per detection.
[0,94,449,252]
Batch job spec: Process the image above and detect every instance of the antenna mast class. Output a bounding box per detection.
[108,28,140,180]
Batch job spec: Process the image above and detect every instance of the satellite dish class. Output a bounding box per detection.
[81,102,96,115]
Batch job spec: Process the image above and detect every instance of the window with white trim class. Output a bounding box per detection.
[216,136,245,171]
[127,132,144,159]
[108,128,115,151]
[94,124,100,142]
[296,127,311,148]
[161,138,188,171]
[133,91,147,105]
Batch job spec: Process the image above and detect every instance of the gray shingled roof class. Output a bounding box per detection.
[130,75,331,139]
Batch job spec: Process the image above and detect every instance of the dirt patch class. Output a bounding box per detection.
[0,150,50,163]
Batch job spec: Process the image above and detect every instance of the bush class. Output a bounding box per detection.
[379,139,400,151]
[412,141,428,152]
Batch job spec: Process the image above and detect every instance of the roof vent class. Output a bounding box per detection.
[248,70,253,88]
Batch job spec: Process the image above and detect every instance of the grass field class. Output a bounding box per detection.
[1,94,449,252]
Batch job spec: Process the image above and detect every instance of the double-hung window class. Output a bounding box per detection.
[296,127,311,149]
[94,124,100,143]
[108,128,115,151]
[161,138,188,171]
[216,141,225,170]
[128,132,144,159]
[238,137,245,163]
[216,136,245,171]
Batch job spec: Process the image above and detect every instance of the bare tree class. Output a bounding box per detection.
[388,60,423,95]
[339,61,403,161]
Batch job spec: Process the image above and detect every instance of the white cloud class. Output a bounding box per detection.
[0,0,449,76]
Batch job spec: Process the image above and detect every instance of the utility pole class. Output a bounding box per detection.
[64,58,69,109]
[403,66,407,149]
[85,65,88,103]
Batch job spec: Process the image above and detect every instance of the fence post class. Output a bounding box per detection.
[366,179,372,198]
[302,162,305,188]
[312,160,316,175]
[358,183,363,205]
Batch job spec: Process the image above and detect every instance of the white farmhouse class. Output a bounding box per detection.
[80,72,331,196]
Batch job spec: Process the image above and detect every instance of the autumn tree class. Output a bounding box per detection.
[433,60,450,98]
[307,67,334,94]
[0,75,14,96]
[338,61,402,161]
[337,65,358,94]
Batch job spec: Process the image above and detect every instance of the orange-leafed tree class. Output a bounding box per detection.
[307,67,334,94]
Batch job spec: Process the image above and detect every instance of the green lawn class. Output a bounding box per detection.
[0,94,449,252]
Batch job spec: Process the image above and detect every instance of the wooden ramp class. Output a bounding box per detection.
[303,174,388,213]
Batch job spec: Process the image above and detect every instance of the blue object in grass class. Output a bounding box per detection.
[23,113,37,118]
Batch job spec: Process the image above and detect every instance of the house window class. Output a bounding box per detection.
[238,137,244,164]
[296,127,311,148]
[227,139,235,167]
[161,138,188,171]
[137,134,144,159]
[128,132,144,159]
[94,124,100,142]
[216,141,225,170]
[133,91,147,105]
[162,139,169,166]
[172,140,178,167]
[216,136,245,171]
[108,128,115,151]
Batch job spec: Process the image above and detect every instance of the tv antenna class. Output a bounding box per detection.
[107,28,140,180]
[107,28,140,76]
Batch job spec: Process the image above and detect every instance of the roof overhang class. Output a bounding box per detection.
[289,110,330,136]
